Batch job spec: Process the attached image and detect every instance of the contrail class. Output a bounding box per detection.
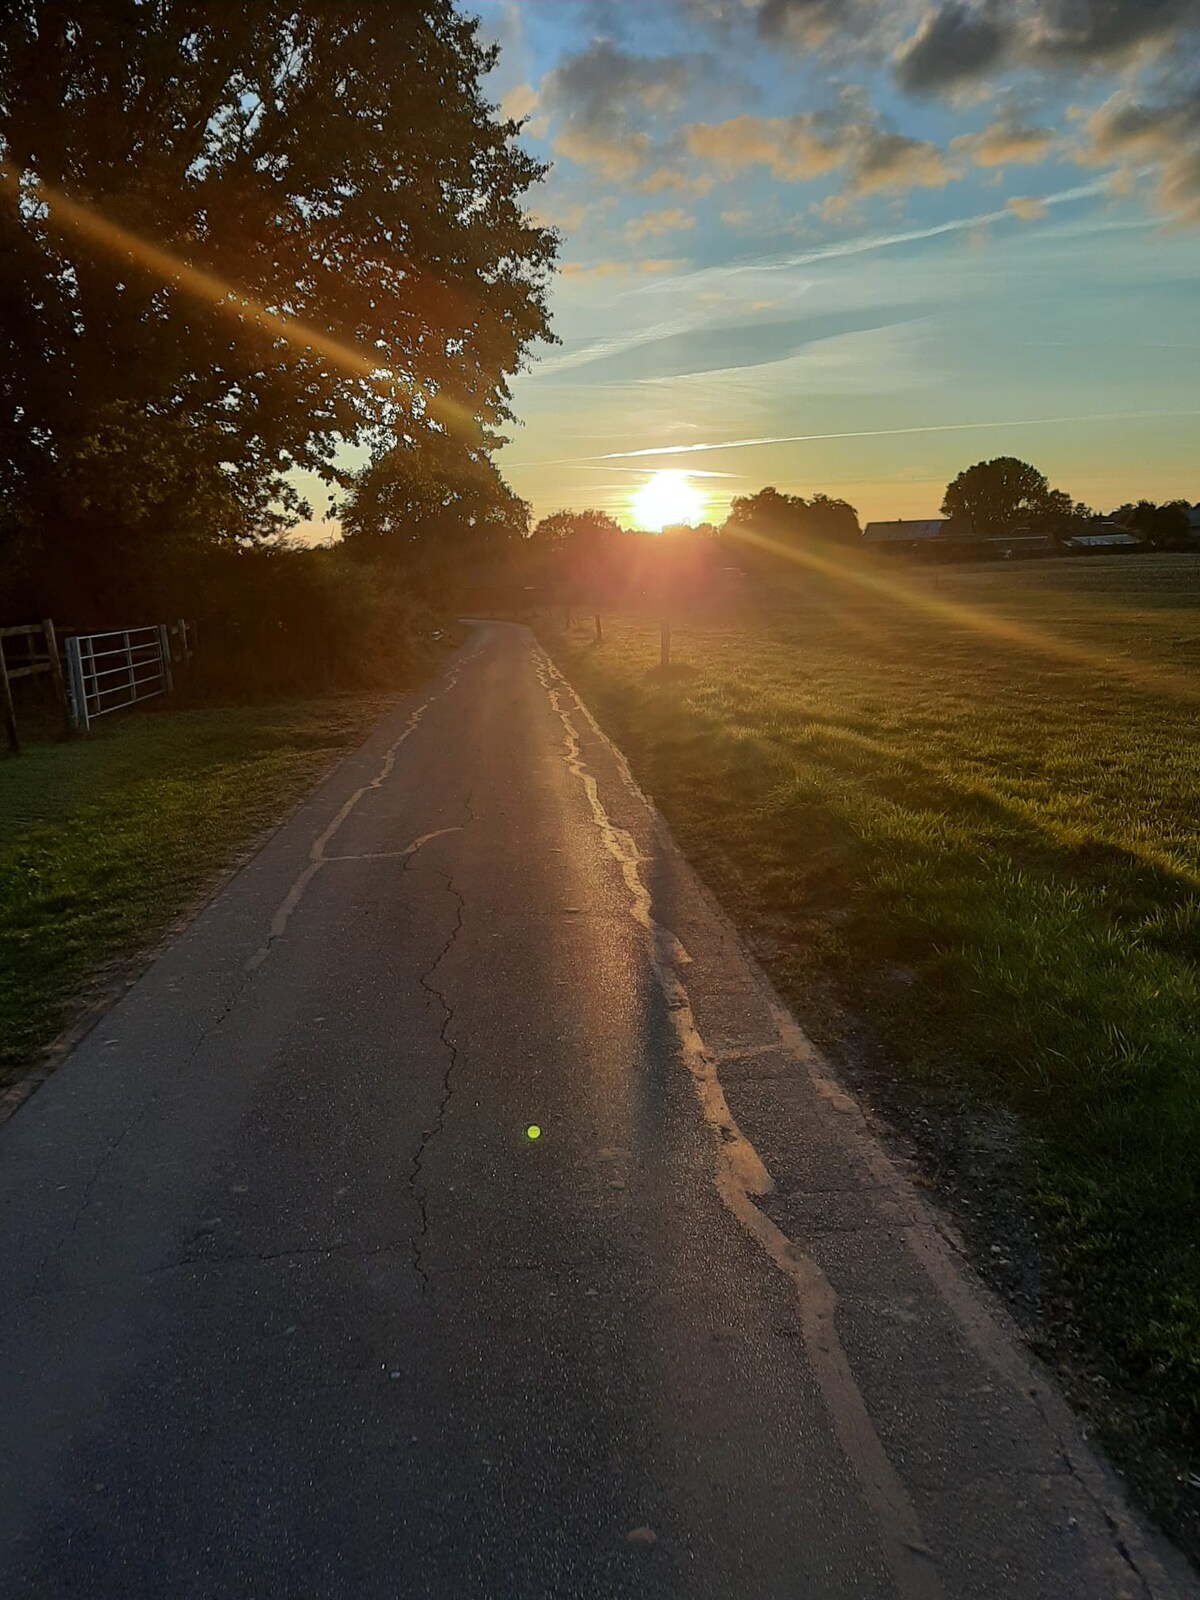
[630,178,1119,291]
[556,408,1200,464]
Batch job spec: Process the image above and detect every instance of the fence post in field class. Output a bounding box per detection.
[158,625,174,693]
[594,614,603,644]
[0,640,19,753]
[65,636,89,733]
[660,618,671,670]
[565,604,573,629]
[42,619,70,733]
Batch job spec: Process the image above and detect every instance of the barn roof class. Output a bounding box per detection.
[862,519,958,542]
[1062,530,1142,549]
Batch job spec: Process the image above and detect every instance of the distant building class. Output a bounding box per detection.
[1059,523,1144,554]
[862,518,1056,561]
[861,518,974,556]
[988,532,1055,559]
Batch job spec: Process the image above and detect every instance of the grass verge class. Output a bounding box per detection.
[544,553,1200,1542]
[0,694,401,1093]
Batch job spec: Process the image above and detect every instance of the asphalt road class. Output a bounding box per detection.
[0,623,1194,1599]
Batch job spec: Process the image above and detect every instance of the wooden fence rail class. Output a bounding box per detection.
[0,620,70,752]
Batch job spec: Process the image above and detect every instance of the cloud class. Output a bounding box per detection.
[559,255,690,282]
[683,110,955,197]
[683,114,847,180]
[500,83,539,123]
[754,0,906,50]
[952,118,1056,166]
[1027,0,1200,68]
[538,39,695,178]
[848,130,956,195]
[552,125,650,180]
[529,195,618,234]
[569,407,1200,462]
[1006,194,1049,218]
[894,0,1200,94]
[1079,91,1200,223]
[636,166,715,195]
[625,208,696,241]
[560,261,630,280]
[894,4,1008,92]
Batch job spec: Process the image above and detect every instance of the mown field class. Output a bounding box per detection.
[546,552,1200,1493]
[0,696,398,1094]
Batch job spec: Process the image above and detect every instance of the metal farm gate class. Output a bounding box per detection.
[64,625,175,733]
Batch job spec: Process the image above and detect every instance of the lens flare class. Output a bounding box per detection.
[0,165,477,439]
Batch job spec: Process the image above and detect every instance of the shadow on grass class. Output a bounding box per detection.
[645,663,700,685]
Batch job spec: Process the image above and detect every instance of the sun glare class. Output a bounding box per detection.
[631,470,705,532]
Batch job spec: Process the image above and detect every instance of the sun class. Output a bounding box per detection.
[631,470,705,532]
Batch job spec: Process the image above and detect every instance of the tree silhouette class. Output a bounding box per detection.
[1111,500,1191,549]
[724,487,860,565]
[0,2,555,615]
[941,458,1061,537]
[341,426,530,593]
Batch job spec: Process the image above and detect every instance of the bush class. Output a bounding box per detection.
[183,545,440,701]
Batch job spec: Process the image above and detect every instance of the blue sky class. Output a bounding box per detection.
[466,0,1200,530]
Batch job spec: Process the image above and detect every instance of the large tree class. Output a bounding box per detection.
[0,2,555,616]
[341,423,530,591]
[524,509,623,597]
[723,487,860,565]
[941,457,1064,537]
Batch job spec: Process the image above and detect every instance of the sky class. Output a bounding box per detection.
[459,0,1200,532]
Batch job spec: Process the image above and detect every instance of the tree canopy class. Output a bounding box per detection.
[940,457,1073,537]
[0,1,555,616]
[723,487,860,566]
[1112,500,1192,549]
[341,426,530,591]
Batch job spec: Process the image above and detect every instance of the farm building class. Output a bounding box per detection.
[861,519,976,557]
[862,519,1053,561]
[1059,524,1144,554]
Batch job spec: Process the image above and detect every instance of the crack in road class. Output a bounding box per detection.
[8,659,476,1318]
[407,863,466,1294]
[533,649,951,1600]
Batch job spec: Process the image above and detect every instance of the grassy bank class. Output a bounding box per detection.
[545,554,1200,1485]
[0,695,400,1091]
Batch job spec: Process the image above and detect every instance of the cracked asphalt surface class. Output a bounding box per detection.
[0,622,1195,1599]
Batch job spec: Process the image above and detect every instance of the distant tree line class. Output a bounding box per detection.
[523,488,863,606]
[0,2,553,689]
[941,457,1194,547]
[528,458,1195,606]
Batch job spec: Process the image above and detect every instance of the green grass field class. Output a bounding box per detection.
[0,696,397,1092]
[546,552,1200,1463]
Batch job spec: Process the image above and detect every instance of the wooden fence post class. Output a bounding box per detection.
[660,618,671,670]
[0,638,18,753]
[42,618,70,734]
[594,614,603,644]
[158,625,174,693]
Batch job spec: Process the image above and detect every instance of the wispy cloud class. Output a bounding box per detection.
[632,176,1118,294]
[530,408,1200,465]
[532,178,1129,382]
